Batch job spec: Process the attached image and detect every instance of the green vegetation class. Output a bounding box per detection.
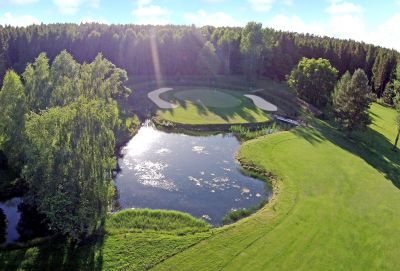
[153,104,400,270]
[288,57,338,107]
[157,87,270,124]
[105,209,211,235]
[0,210,211,271]
[332,69,373,134]
[222,200,267,225]
[0,51,133,240]
[229,123,282,141]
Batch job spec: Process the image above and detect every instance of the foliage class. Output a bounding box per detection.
[229,122,282,141]
[196,41,220,77]
[288,57,338,107]
[332,69,372,134]
[23,98,118,240]
[240,22,264,82]
[222,200,266,225]
[105,209,211,235]
[0,70,26,169]
[393,94,400,150]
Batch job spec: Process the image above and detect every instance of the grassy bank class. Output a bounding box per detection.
[0,209,212,270]
[152,103,400,270]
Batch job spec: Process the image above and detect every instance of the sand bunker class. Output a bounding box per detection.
[148,87,178,109]
[244,94,278,112]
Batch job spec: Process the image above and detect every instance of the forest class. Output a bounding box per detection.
[0,22,399,101]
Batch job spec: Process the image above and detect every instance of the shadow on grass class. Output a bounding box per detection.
[295,118,400,189]
[0,234,105,271]
[159,87,266,123]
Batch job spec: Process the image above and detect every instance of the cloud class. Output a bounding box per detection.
[8,0,39,4]
[0,12,40,26]
[53,0,99,15]
[248,0,275,12]
[79,16,108,24]
[267,15,326,36]
[132,0,170,25]
[184,9,243,27]
[325,0,362,14]
[369,13,400,50]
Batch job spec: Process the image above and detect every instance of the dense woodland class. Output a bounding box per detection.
[0,22,399,100]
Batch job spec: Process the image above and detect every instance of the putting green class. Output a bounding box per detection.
[173,88,242,108]
[158,87,270,125]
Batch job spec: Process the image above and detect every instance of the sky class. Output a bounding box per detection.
[0,0,400,50]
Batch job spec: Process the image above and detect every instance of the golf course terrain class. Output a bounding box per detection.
[151,102,400,270]
[155,87,272,124]
[2,101,399,270]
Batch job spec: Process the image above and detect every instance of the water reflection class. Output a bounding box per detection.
[0,197,21,243]
[115,121,271,225]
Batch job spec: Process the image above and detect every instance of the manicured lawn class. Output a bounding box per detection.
[152,104,400,270]
[157,87,270,124]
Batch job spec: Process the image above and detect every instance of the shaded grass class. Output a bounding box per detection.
[0,209,212,271]
[157,86,270,124]
[153,104,400,271]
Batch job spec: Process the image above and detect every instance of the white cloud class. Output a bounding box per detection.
[8,0,39,4]
[79,16,108,24]
[0,12,40,26]
[267,15,326,36]
[132,0,170,25]
[184,9,243,27]
[325,0,362,14]
[248,0,275,12]
[283,0,293,6]
[53,0,99,15]
[369,13,400,50]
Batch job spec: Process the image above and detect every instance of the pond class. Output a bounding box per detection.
[0,197,21,244]
[114,121,271,225]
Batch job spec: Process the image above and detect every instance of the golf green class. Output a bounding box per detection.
[158,87,270,124]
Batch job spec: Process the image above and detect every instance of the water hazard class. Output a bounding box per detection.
[114,121,271,225]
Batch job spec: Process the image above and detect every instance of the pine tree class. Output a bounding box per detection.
[333,69,372,135]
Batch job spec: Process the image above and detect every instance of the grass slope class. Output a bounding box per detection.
[152,104,400,270]
[157,87,270,124]
[0,209,211,271]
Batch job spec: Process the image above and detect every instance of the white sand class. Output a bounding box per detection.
[148,87,178,109]
[244,94,278,112]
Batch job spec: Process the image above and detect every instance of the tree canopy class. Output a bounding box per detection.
[288,57,338,107]
[332,69,372,134]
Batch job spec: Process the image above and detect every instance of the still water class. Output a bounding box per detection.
[0,197,21,244]
[115,122,270,225]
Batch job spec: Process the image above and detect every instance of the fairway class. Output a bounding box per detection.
[157,87,271,124]
[153,104,400,270]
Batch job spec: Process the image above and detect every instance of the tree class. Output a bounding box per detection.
[240,22,263,83]
[393,94,400,150]
[288,58,338,107]
[23,52,51,111]
[372,49,397,97]
[196,41,220,78]
[332,69,372,134]
[49,50,79,107]
[23,97,118,240]
[0,70,26,169]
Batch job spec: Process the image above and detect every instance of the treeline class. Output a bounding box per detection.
[0,51,132,240]
[0,22,398,98]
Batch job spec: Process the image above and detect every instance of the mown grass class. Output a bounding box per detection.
[0,209,212,271]
[157,87,270,124]
[152,103,400,270]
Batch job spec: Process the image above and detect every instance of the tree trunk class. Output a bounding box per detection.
[393,128,400,151]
